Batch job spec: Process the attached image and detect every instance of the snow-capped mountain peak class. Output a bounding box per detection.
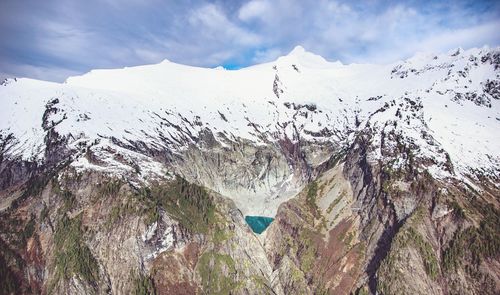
[287,45,307,56]
[275,45,340,69]
[1,46,499,215]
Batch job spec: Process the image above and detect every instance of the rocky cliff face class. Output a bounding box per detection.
[0,46,499,294]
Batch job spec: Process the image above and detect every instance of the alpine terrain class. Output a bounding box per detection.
[0,46,499,294]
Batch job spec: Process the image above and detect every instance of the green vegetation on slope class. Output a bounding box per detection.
[21,215,36,243]
[197,251,239,294]
[306,181,319,216]
[140,176,216,234]
[378,208,439,294]
[133,273,156,295]
[98,179,123,198]
[401,227,439,279]
[49,214,99,292]
[442,202,499,272]
[105,196,139,229]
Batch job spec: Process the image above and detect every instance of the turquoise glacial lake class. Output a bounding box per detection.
[245,216,274,234]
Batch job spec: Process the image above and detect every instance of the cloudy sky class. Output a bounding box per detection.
[1,0,499,82]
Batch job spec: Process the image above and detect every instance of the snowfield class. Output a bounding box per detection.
[1,46,499,214]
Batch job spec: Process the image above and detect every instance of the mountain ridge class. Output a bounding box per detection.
[2,46,498,177]
[0,46,499,294]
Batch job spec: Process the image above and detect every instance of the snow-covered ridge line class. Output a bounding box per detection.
[1,46,499,181]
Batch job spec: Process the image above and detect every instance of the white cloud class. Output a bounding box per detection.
[189,3,261,46]
[133,48,167,63]
[35,21,95,60]
[0,60,82,82]
[325,1,351,14]
[413,20,500,55]
[238,0,272,22]
[1,0,498,81]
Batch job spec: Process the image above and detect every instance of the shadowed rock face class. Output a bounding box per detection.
[0,125,499,295]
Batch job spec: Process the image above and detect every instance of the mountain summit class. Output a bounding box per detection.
[274,45,337,68]
[0,47,499,294]
[288,45,307,55]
